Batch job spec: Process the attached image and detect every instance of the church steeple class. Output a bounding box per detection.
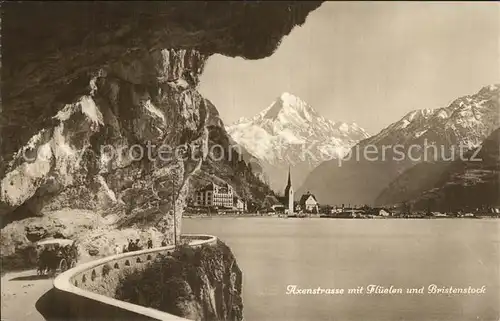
[286,166,292,190]
[284,166,294,215]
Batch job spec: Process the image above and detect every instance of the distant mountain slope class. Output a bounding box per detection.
[298,84,500,206]
[374,161,450,207]
[406,128,500,211]
[226,92,369,192]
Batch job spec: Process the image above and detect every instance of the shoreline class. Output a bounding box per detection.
[183,214,500,220]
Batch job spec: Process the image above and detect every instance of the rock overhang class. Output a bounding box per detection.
[1,1,323,161]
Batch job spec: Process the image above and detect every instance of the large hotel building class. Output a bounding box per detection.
[194,182,234,208]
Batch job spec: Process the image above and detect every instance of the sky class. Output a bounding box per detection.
[199,2,500,135]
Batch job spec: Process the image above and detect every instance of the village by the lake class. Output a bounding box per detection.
[185,169,500,219]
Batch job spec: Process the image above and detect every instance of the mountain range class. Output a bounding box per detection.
[298,84,500,206]
[378,127,499,212]
[226,92,370,192]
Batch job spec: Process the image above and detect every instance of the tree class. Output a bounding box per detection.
[425,198,435,216]
[319,204,332,214]
[401,201,412,215]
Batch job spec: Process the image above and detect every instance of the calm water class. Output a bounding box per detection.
[183,217,500,321]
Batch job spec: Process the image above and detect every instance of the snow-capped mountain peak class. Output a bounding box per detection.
[226,93,370,191]
[362,84,499,148]
[258,92,320,124]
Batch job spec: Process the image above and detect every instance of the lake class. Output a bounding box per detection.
[183,217,500,321]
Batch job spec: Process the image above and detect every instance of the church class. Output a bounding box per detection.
[271,168,296,216]
[283,167,294,216]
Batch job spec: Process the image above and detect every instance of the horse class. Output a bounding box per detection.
[37,250,49,275]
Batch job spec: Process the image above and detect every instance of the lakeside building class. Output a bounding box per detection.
[330,206,344,214]
[271,204,285,213]
[193,182,247,212]
[378,208,392,217]
[194,182,234,208]
[298,192,319,213]
[322,205,394,218]
[487,207,500,215]
[233,196,247,212]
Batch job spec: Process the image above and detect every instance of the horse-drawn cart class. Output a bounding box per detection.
[36,238,78,276]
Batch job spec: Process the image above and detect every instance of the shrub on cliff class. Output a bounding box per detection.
[115,240,243,321]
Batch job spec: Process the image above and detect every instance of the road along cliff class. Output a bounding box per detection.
[1,1,323,258]
[1,2,323,321]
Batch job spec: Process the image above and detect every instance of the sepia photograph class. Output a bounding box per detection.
[1,1,499,321]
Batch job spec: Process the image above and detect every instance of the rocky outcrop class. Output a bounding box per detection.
[1,49,210,245]
[115,240,243,321]
[1,2,323,239]
[0,4,322,320]
[1,1,323,161]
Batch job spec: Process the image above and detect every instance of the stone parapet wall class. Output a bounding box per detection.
[53,234,217,320]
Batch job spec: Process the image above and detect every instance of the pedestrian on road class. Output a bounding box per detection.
[147,238,153,249]
[135,239,142,250]
[128,239,135,252]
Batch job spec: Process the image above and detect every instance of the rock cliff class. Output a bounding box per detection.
[1,4,322,319]
[1,2,322,241]
[114,241,243,321]
[2,49,209,240]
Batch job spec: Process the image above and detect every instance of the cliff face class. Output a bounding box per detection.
[1,2,323,239]
[1,4,322,319]
[115,241,243,321]
[1,49,209,244]
[1,1,323,161]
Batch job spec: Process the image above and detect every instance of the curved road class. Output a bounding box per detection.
[2,237,212,321]
[2,255,96,321]
[1,269,54,321]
